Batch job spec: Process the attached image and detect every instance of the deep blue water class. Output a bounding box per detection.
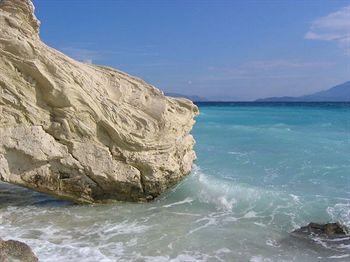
[0,102,349,261]
[194,102,350,200]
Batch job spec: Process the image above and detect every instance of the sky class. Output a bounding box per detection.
[33,0,350,101]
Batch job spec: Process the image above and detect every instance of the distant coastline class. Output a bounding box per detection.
[194,102,350,109]
[255,81,350,102]
[167,81,350,103]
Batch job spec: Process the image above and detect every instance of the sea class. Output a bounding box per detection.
[0,102,349,261]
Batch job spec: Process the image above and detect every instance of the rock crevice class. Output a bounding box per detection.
[0,0,198,203]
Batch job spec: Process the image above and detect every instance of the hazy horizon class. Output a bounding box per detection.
[34,0,350,101]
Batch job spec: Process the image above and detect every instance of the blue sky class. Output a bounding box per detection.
[33,0,350,101]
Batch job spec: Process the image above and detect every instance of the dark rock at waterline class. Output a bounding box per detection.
[292,222,348,238]
[291,222,350,249]
[280,223,350,260]
[0,238,38,262]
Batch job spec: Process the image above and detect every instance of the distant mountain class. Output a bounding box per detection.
[256,81,350,102]
[165,92,208,102]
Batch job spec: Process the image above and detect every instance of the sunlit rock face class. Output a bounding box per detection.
[0,0,198,203]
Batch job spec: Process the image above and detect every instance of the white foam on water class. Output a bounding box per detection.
[265,239,280,248]
[327,203,350,232]
[243,211,258,219]
[250,255,273,262]
[328,254,350,259]
[187,217,217,235]
[0,204,156,261]
[162,197,194,208]
[137,250,224,262]
[102,221,150,235]
[1,163,349,261]
[192,165,242,212]
[190,164,306,228]
[289,194,301,204]
[228,151,248,156]
[167,211,202,217]
[254,222,267,228]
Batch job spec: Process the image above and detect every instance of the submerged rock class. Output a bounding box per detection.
[291,222,350,247]
[0,0,198,203]
[292,222,348,238]
[0,238,38,262]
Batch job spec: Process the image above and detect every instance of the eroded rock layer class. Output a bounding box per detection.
[0,0,198,203]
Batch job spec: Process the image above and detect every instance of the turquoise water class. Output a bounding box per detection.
[0,102,349,261]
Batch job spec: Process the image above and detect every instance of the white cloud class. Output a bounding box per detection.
[305,5,350,55]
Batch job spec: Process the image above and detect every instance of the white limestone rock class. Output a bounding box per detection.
[0,0,198,203]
